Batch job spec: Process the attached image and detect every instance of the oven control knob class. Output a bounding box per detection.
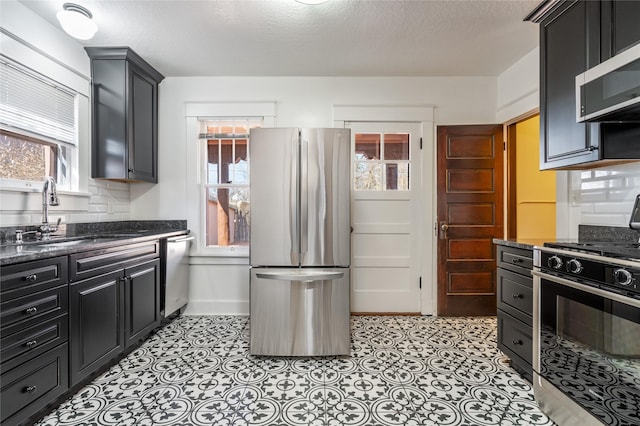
[567,259,583,274]
[548,255,563,269]
[614,268,633,286]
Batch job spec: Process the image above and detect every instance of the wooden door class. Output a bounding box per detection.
[437,125,503,316]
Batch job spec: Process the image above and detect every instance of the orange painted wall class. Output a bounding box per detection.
[516,115,556,240]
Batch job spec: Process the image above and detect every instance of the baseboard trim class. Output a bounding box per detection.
[183,300,249,316]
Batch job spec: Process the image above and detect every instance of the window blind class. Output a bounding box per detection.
[0,58,76,145]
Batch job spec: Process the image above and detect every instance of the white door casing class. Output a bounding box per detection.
[333,105,435,315]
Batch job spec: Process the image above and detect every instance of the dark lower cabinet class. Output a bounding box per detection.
[0,344,69,426]
[0,257,69,426]
[69,270,124,386]
[69,242,161,386]
[124,259,161,348]
[495,243,534,381]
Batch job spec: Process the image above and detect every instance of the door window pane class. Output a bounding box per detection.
[384,133,409,160]
[355,133,381,160]
[354,132,411,191]
[354,162,382,190]
[386,163,410,190]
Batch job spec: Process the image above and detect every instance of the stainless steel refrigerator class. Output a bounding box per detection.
[249,127,351,356]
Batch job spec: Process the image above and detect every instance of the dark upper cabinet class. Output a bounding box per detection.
[600,0,640,60]
[529,0,640,170]
[85,47,164,183]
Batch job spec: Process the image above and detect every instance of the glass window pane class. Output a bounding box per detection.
[385,163,410,191]
[207,140,220,184]
[354,162,382,190]
[384,133,409,160]
[355,133,381,160]
[229,139,248,184]
[0,131,56,181]
[205,187,250,247]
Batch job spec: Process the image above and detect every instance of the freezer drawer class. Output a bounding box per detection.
[250,268,350,356]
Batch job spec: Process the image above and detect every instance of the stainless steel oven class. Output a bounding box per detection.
[532,246,640,426]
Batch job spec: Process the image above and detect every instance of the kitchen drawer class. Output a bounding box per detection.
[497,311,533,375]
[0,343,69,426]
[1,285,68,336]
[69,241,159,282]
[497,268,533,325]
[497,245,533,275]
[0,256,68,301]
[1,314,68,370]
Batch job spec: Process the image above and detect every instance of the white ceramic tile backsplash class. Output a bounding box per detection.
[577,162,640,226]
[0,180,130,227]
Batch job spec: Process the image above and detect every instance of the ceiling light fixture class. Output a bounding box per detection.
[56,3,98,40]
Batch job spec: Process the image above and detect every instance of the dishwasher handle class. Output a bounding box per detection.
[167,235,195,243]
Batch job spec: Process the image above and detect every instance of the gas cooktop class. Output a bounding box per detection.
[543,241,640,262]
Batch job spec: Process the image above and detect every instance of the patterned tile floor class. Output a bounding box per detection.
[36,315,556,426]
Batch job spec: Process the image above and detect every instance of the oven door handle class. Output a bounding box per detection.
[532,270,640,308]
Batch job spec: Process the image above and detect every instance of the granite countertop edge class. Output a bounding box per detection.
[0,228,189,266]
[492,238,547,250]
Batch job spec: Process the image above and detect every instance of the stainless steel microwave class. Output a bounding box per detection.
[576,42,640,123]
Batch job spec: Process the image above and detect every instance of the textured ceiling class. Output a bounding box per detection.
[18,0,540,78]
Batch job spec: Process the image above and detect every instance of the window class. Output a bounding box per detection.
[0,58,78,191]
[354,132,410,190]
[199,119,261,248]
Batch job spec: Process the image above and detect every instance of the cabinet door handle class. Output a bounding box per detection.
[25,307,38,315]
[512,339,523,346]
[25,340,38,348]
[25,386,38,394]
[25,274,38,282]
[512,294,523,299]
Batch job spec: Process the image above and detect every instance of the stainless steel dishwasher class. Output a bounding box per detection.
[162,233,193,317]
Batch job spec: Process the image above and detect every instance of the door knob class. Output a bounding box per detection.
[439,222,449,240]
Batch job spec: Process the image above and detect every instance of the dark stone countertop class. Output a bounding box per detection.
[0,220,188,266]
[492,238,551,250]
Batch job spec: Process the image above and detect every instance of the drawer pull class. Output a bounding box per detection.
[25,274,38,282]
[25,307,38,315]
[511,258,523,264]
[512,294,523,299]
[25,386,38,394]
[25,340,38,348]
[512,339,523,346]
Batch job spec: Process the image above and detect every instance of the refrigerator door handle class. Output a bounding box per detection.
[256,270,344,282]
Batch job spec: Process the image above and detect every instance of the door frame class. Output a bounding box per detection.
[333,105,435,315]
[503,108,539,240]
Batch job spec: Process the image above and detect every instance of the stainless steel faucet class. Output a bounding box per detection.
[40,176,60,240]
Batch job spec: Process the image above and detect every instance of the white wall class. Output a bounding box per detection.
[496,47,539,123]
[131,76,497,314]
[0,1,131,227]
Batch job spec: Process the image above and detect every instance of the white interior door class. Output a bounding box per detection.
[347,122,422,313]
